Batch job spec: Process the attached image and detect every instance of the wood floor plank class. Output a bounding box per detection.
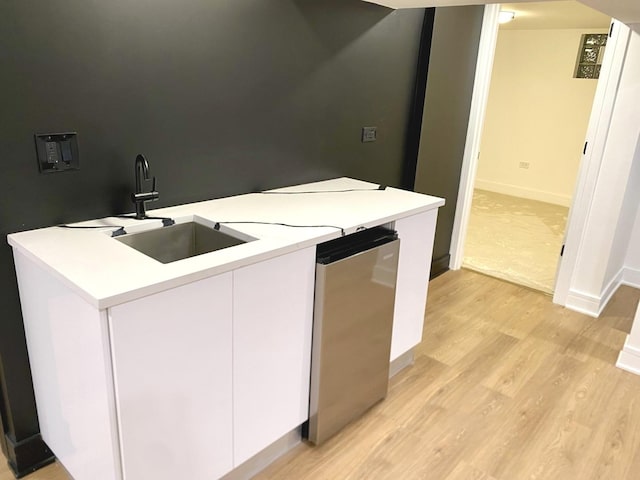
[444,461,497,480]
[378,356,451,429]
[564,317,629,364]
[484,358,598,479]
[5,269,640,480]
[419,312,493,366]
[468,351,584,478]
[424,332,519,411]
[398,386,510,479]
[580,371,640,480]
[481,336,558,398]
[0,462,68,480]
[599,285,640,333]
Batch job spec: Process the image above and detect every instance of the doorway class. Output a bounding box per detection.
[460,1,611,294]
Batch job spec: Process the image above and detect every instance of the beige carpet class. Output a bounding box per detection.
[463,189,569,294]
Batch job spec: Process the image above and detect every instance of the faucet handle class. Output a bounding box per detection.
[152,176,157,192]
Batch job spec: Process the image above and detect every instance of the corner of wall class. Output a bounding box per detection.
[565,265,623,317]
[617,306,640,376]
[622,266,640,289]
[617,336,640,375]
[559,23,638,314]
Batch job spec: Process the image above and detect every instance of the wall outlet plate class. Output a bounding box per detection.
[362,126,377,143]
[35,132,80,173]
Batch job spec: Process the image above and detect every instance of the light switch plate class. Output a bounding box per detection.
[35,132,80,173]
[362,127,377,143]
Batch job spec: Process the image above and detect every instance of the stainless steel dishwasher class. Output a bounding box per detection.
[304,226,400,445]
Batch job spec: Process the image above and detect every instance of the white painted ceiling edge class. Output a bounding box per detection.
[363,0,552,6]
[500,1,610,30]
[361,0,640,24]
[578,0,640,23]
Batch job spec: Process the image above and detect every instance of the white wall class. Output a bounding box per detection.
[624,192,640,275]
[476,28,605,206]
[607,135,640,285]
[613,26,640,376]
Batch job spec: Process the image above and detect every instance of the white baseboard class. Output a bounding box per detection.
[565,290,601,317]
[221,429,301,480]
[565,268,623,317]
[617,335,640,376]
[565,266,640,318]
[599,268,625,315]
[621,267,640,288]
[389,349,414,378]
[474,179,572,207]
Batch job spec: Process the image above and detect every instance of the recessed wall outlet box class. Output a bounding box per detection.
[35,132,79,173]
[519,161,530,169]
[362,126,377,143]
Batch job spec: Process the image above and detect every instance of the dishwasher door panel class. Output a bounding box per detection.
[307,238,399,445]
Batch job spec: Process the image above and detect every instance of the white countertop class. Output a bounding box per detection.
[8,178,444,309]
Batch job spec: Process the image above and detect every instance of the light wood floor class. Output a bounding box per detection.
[3,269,640,480]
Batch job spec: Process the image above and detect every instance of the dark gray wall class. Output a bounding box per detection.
[0,0,426,472]
[414,6,484,276]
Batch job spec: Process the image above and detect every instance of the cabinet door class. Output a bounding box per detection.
[232,247,315,466]
[109,273,233,480]
[14,251,122,480]
[391,210,438,361]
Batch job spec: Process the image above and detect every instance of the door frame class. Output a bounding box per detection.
[449,4,500,270]
[552,21,630,306]
[448,9,630,307]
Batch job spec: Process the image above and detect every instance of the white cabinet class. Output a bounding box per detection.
[107,248,316,478]
[391,210,438,361]
[232,247,315,465]
[11,202,440,480]
[108,273,234,480]
[13,252,122,480]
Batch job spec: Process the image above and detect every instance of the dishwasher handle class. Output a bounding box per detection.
[316,226,397,264]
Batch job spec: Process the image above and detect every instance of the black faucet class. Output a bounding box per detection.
[131,154,159,219]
